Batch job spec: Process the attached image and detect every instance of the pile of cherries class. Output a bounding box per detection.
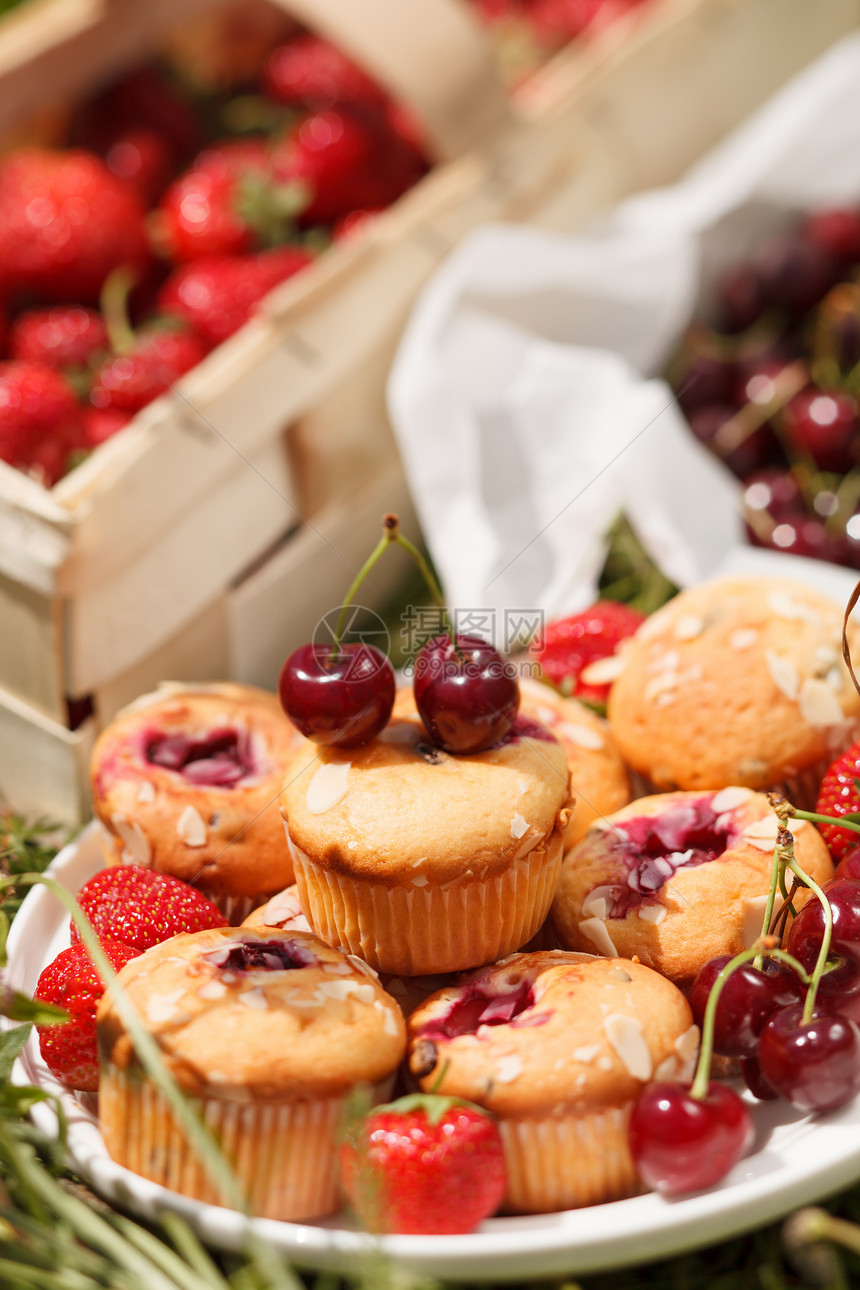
[632,838,860,1196]
[671,204,860,569]
[277,517,521,754]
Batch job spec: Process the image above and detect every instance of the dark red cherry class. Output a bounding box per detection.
[412,633,519,754]
[786,879,860,975]
[755,232,835,315]
[758,1003,860,1112]
[688,403,777,477]
[278,641,395,748]
[783,388,858,474]
[713,263,764,334]
[742,468,803,525]
[758,515,843,563]
[676,353,736,415]
[688,955,803,1058]
[835,848,860,883]
[629,1081,754,1195]
[803,208,860,265]
[740,1054,779,1101]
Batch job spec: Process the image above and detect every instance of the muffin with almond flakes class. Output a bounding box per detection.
[607,576,860,806]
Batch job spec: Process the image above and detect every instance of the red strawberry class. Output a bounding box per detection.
[154,139,305,263]
[815,742,860,861]
[271,106,424,226]
[10,307,108,373]
[531,599,646,705]
[70,864,228,953]
[263,34,388,112]
[89,326,208,414]
[82,406,131,447]
[0,361,86,485]
[158,245,313,348]
[71,66,203,165]
[104,128,175,206]
[341,1093,506,1234]
[34,938,139,1091]
[0,148,150,303]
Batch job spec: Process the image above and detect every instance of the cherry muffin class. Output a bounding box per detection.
[280,707,572,975]
[550,787,833,989]
[406,949,697,1212]
[91,682,305,921]
[97,926,405,1221]
[607,576,860,806]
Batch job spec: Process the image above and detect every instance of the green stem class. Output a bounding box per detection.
[393,531,457,642]
[794,808,860,836]
[755,844,782,970]
[332,528,393,658]
[99,267,138,356]
[783,853,833,1023]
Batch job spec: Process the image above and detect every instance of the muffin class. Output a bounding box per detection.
[607,576,860,805]
[406,950,697,1212]
[97,926,405,1221]
[519,676,630,847]
[550,787,834,989]
[91,681,305,921]
[280,707,572,975]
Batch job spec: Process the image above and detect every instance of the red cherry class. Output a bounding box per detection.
[758,1003,860,1112]
[676,353,736,415]
[689,403,778,477]
[714,264,764,334]
[739,1054,779,1101]
[629,1081,754,1196]
[835,847,860,882]
[278,642,395,748]
[783,388,858,474]
[786,878,860,973]
[688,955,803,1058]
[803,208,860,265]
[755,232,835,315]
[413,634,520,754]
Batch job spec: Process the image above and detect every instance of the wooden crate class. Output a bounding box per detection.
[1,0,858,826]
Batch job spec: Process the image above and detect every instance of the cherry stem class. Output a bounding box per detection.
[793,808,860,836]
[100,265,139,356]
[391,529,458,647]
[689,941,812,1101]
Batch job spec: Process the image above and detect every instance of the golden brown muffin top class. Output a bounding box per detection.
[98,926,405,1101]
[608,576,860,791]
[280,708,571,886]
[406,950,696,1117]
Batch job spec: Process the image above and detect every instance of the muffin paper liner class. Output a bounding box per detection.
[100,1069,390,1222]
[500,1104,640,1212]
[288,832,564,976]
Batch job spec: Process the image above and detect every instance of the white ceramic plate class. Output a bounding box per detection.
[8,823,860,1284]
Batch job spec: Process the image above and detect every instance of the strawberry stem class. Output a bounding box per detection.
[100,266,139,357]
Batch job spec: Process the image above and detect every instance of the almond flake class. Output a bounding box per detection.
[145,989,186,1024]
[347,955,380,979]
[306,761,351,814]
[604,1014,652,1080]
[654,1056,680,1080]
[495,1055,523,1084]
[578,918,618,957]
[646,650,681,674]
[580,654,625,685]
[379,723,421,745]
[197,980,228,1001]
[411,874,429,887]
[644,672,678,702]
[572,1044,601,1063]
[558,722,605,750]
[768,590,817,623]
[111,814,152,865]
[136,781,156,804]
[536,705,557,726]
[711,786,753,813]
[176,805,207,848]
[510,813,529,839]
[675,1025,700,1063]
[597,1056,614,1072]
[742,894,774,949]
[765,650,800,701]
[638,904,666,924]
[318,979,376,1003]
[742,814,806,849]
[582,885,616,920]
[730,628,759,650]
[798,677,845,729]
[674,615,704,641]
[383,1008,401,1037]
[239,987,269,1010]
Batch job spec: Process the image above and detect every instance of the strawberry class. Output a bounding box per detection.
[82,406,131,448]
[340,1093,506,1234]
[271,106,425,227]
[0,148,150,303]
[89,326,208,414]
[104,128,175,206]
[263,34,388,112]
[34,938,139,1091]
[10,307,108,375]
[531,599,646,705]
[158,245,313,348]
[71,66,203,165]
[815,742,860,861]
[154,139,305,263]
[70,864,228,953]
[0,361,86,485]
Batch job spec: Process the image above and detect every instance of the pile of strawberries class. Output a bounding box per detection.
[0,34,429,488]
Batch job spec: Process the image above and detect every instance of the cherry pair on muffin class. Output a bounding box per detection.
[277,514,520,755]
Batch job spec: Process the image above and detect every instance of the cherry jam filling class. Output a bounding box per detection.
[145,726,256,788]
[493,715,554,747]
[600,796,739,918]
[420,978,535,1039]
[206,939,318,972]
